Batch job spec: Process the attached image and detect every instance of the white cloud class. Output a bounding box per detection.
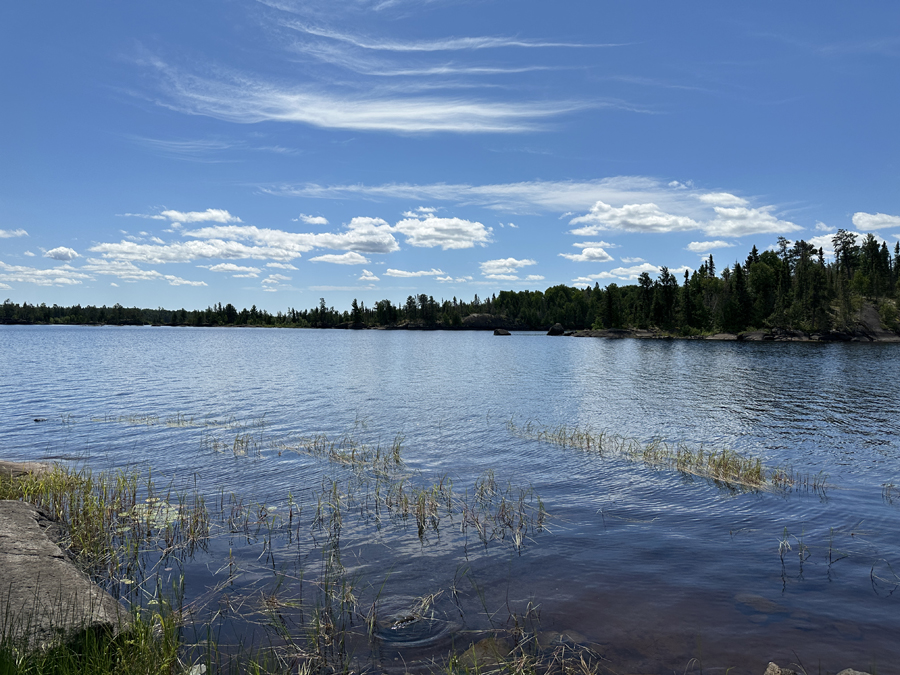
[480,258,537,276]
[204,263,261,277]
[295,213,329,225]
[263,274,292,283]
[266,262,298,270]
[852,212,900,231]
[573,240,615,248]
[401,207,437,218]
[116,213,167,220]
[807,231,890,259]
[309,252,370,264]
[24,251,35,257]
[359,269,380,281]
[160,208,242,223]
[569,200,701,235]
[572,263,662,283]
[0,282,12,289]
[436,275,473,283]
[0,229,28,238]
[620,256,645,263]
[184,218,399,254]
[815,221,832,232]
[696,192,748,207]
[558,247,614,263]
[44,247,79,261]
[81,258,207,286]
[147,58,583,134]
[524,274,545,281]
[480,258,540,280]
[393,215,492,249]
[704,205,801,237]
[90,239,300,263]
[0,262,91,286]
[384,267,445,277]
[686,240,734,253]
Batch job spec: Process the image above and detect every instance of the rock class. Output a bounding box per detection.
[705,333,738,341]
[735,593,787,615]
[493,328,511,336]
[0,500,130,650]
[738,330,772,341]
[459,636,512,668]
[547,323,565,336]
[836,669,872,675]
[0,460,51,480]
[764,663,797,675]
[856,303,900,342]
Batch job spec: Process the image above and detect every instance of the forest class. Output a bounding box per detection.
[3,231,900,335]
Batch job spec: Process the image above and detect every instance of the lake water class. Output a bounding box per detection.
[2,325,900,673]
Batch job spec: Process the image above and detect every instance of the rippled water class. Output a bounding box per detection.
[2,325,900,673]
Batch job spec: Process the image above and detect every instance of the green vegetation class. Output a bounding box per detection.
[4,230,899,334]
[508,419,826,493]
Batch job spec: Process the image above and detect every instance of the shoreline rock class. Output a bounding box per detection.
[0,462,130,651]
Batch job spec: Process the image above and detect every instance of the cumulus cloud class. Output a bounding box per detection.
[359,269,380,281]
[558,246,613,263]
[309,252,370,264]
[569,200,702,235]
[384,268,445,277]
[0,229,28,238]
[704,205,801,237]
[266,262,298,270]
[204,263,261,277]
[572,263,661,284]
[393,215,492,249]
[23,251,35,257]
[184,218,399,254]
[295,213,329,225]
[852,211,900,231]
[620,256,645,263]
[686,240,734,253]
[0,262,92,286]
[263,274,291,283]
[81,259,207,286]
[524,274,545,281]
[89,239,300,263]
[479,257,537,280]
[160,208,242,223]
[436,275,473,283]
[44,247,79,261]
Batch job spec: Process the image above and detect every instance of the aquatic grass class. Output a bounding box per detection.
[507,419,826,493]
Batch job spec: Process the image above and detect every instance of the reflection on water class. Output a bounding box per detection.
[2,325,900,673]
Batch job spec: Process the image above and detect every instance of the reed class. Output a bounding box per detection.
[508,419,826,493]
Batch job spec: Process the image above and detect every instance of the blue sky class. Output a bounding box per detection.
[2,1,899,312]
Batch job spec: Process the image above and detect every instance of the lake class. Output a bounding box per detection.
[2,325,899,673]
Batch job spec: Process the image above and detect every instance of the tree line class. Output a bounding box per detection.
[3,231,899,334]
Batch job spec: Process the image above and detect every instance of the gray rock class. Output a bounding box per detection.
[493,328,511,336]
[836,669,872,675]
[547,323,565,336]
[763,663,797,675]
[0,460,50,480]
[0,500,130,650]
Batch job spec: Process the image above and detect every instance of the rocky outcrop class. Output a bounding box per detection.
[765,665,870,675]
[0,494,130,650]
[0,460,50,479]
[547,323,565,336]
[493,328,511,336]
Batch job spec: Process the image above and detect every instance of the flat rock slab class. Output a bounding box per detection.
[0,460,51,479]
[0,500,130,650]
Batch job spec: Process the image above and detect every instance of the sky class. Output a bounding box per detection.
[1,1,899,313]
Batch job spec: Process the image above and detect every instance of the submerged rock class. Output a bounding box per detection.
[0,500,130,650]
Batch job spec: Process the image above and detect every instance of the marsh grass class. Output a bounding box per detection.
[508,419,826,493]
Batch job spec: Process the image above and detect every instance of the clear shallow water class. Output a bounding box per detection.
[2,325,900,673]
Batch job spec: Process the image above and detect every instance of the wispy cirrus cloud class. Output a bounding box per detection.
[143,58,584,134]
[0,229,29,238]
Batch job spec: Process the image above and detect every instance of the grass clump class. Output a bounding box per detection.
[508,419,826,493]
